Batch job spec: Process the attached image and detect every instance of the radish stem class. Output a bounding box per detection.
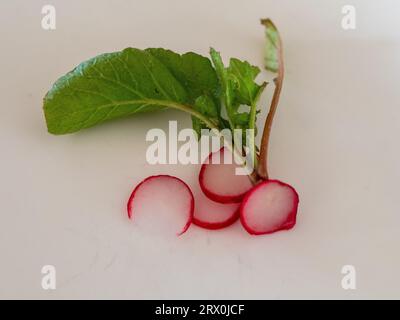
[258,19,284,180]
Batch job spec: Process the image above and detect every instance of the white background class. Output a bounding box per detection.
[0,0,399,299]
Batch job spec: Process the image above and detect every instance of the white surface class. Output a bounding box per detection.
[0,0,399,299]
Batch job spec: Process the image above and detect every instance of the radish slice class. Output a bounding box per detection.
[127,175,194,236]
[192,183,240,230]
[240,180,299,235]
[199,148,253,204]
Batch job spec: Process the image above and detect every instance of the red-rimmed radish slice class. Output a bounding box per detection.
[199,147,253,204]
[127,175,194,236]
[240,180,299,235]
[192,184,240,230]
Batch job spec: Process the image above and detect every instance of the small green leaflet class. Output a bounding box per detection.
[261,18,280,73]
[228,58,261,106]
[209,48,235,124]
[209,48,264,132]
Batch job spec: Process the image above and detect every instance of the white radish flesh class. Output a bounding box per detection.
[192,182,240,230]
[127,175,194,236]
[199,148,253,204]
[240,180,299,235]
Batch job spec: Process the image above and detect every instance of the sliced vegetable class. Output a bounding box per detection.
[127,175,194,236]
[199,148,253,204]
[192,182,240,230]
[240,180,299,235]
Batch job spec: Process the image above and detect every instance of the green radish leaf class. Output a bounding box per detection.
[146,48,222,136]
[210,48,263,133]
[209,48,237,122]
[233,112,251,126]
[228,58,261,106]
[192,94,219,137]
[44,48,219,135]
[145,48,220,104]
[261,18,281,73]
